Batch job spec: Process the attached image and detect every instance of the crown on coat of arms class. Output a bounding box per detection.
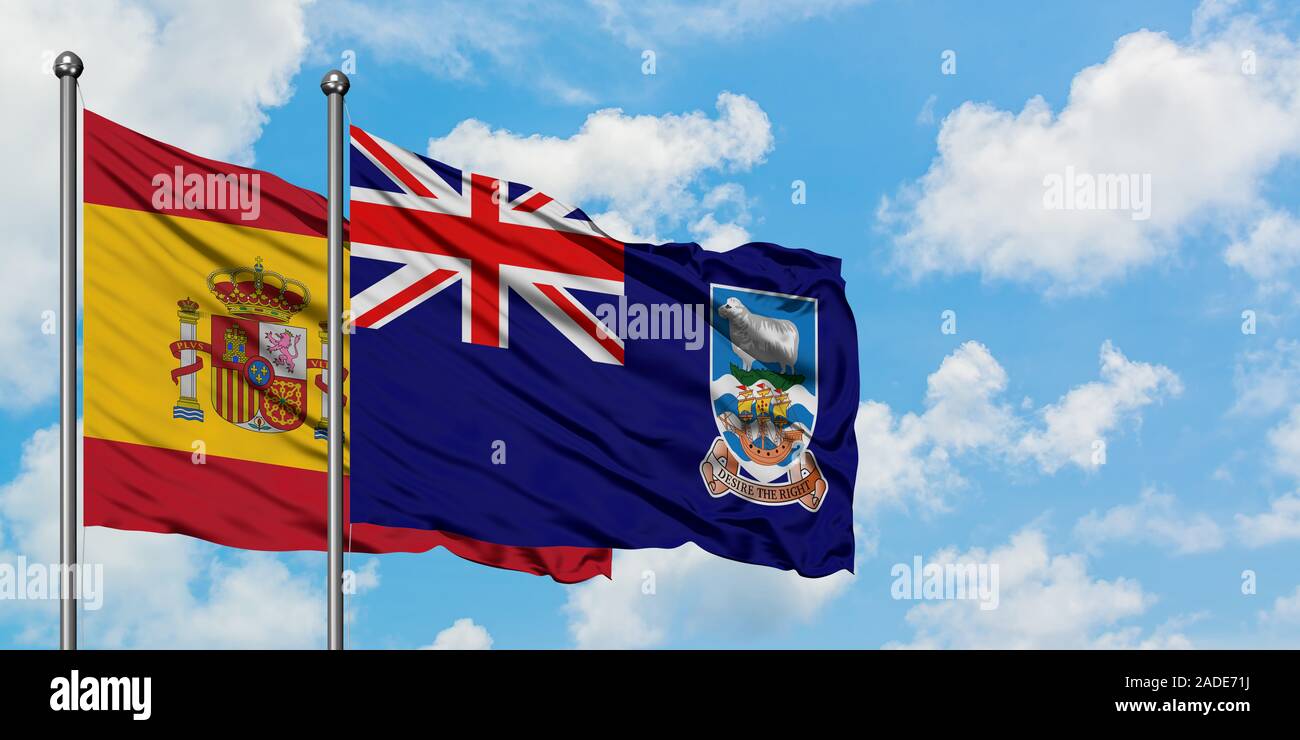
[206,257,310,323]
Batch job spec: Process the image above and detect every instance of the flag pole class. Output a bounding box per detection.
[321,69,350,650]
[54,51,83,652]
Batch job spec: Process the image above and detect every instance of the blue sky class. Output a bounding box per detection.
[4,0,1300,648]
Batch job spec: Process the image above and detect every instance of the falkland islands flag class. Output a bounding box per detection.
[348,127,859,576]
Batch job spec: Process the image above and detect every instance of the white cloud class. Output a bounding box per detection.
[563,544,853,649]
[427,92,773,239]
[1075,488,1225,555]
[1267,406,1300,480]
[1092,615,1198,650]
[310,0,530,81]
[1236,492,1300,546]
[589,0,872,47]
[1260,585,1300,625]
[538,76,599,107]
[422,618,493,650]
[349,557,381,593]
[1017,341,1181,473]
[151,553,324,649]
[888,529,1181,649]
[1225,210,1300,293]
[854,400,962,516]
[1231,339,1300,417]
[689,183,754,252]
[880,8,1300,293]
[311,2,609,108]
[0,427,62,563]
[858,340,1179,515]
[920,342,1017,451]
[916,94,938,126]
[690,214,752,252]
[0,1,311,409]
[854,342,1013,516]
[0,425,330,648]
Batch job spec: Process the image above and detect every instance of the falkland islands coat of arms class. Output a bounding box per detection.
[168,257,337,439]
[700,285,827,511]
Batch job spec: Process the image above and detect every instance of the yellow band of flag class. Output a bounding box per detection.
[84,203,349,472]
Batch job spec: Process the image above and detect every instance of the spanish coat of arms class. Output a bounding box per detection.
[168,257,336,438]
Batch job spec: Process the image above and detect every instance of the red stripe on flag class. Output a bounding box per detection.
[534,283,625,364]
[84,110,335,239]
[469,174,501,346]
[355,268,459,328]
[349,200,623,279]
[351,126,436,199]
[513,192,553,213]
[83,436,612,582]
[215,368,224,416]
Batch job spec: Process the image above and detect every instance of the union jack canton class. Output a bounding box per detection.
[349,126,625,365]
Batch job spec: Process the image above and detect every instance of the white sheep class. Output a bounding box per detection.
[717,296,799,374]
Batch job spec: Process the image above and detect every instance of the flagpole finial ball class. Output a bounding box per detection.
[53,51,83,79]
[320,70,350,96]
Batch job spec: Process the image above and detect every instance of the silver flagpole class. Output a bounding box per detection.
[321,69,349,651]
[54,51,83,652]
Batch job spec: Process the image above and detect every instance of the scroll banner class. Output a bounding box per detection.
[308,358,348,406]
[699,438,827,512]
[169,339,210,382]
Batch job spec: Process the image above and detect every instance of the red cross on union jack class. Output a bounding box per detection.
[349,126,626,364]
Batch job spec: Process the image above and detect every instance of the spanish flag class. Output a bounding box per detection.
[81,110,610,582]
